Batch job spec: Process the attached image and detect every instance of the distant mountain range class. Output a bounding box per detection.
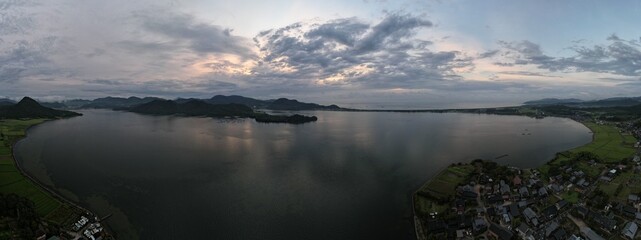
[0,99,16,108]
[0,97,81,119]
[36,95,342,111]
[126,99,318,124]
[127,99,255,117]
[523,96,641,108]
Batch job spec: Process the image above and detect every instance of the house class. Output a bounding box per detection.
[502,213,511,225]
[518,200,528,208]
[622,205,637,218]
[472,217,487,234]
[513,175,522,186]
[489,223,514,240]
[581,180,590,188]
[516,222,532,238]
[528,178,539,188]
[581,227,605,240]
[591,212,617,233]
[548,184,562,193]
[600,176,613,182]
[523,207,540,227]
[575,206,589,218]
[567,234,582,240]
[519,186,529,198]
[573,170,585,177]
[552,228,568,240]
[509,203,521,218]
[545,221,559,237]
[556,200,569,210]
[542,205,558,221]
[538,187,549,198]
[487,194,503,205]
[552,228,567,240]
[500,180,511,196]
[621,222,638,239]
[628,194,639,204]
[460,190,478,199]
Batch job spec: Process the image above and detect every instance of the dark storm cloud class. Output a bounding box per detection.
[252,13,471,89]
[132,10,255,58]
[494,36,641,77]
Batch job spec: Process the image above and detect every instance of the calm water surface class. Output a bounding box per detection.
[15,110,591,239]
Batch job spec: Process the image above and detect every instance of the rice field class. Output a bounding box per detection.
[0,119,81,223]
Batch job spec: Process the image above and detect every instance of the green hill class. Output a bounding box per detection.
[0,97,81,119]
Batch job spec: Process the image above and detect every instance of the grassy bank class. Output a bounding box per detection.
[0,119,83,226]
[414,164,475,216]
[538,121,637,178]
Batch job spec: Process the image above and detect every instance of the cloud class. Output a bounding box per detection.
[251,13,471,90]
[0,37,58,82]
[0,0,36,35]
[131,9,255,58]
[491,36,641,77]
[498,71,562,78]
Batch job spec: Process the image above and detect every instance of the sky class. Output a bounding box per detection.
[1,0,641,108]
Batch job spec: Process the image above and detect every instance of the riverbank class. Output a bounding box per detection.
[412,119,640,239]
[0,119,113,239]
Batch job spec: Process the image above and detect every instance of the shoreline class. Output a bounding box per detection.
[9,119,115,238]
[411,118,596,240]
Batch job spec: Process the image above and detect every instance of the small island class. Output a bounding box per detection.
[254,114,318,124]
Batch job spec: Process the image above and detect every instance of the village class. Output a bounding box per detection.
[415,120,641,240]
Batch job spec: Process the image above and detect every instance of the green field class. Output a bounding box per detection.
[539,122,637,177]
[414,164,475,215]
[598,170,641,202]
[561,191,580,204]
[0,119,81,224]
[566,122,636,163]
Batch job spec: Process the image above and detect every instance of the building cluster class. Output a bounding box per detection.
[421,157,641,240]
[69,214,105,240]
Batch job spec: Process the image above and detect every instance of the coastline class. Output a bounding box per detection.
[9,119,115,238]
[411,118,597,240]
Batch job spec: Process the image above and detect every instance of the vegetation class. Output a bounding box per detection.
[0,97,81,119]
[127,99,256,117]
[43,95,344,111]
[126,99,319,124]
[598,170,641,202]
[0,119,83,229]
[561,191,581,204]
[254,113,318,124]
[539,121,637,178]
[414,164,475,216]
[0,193,56,239]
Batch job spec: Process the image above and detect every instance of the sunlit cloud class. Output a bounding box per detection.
[2,0,641,107]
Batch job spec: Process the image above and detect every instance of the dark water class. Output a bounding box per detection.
[15,110,591,240]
